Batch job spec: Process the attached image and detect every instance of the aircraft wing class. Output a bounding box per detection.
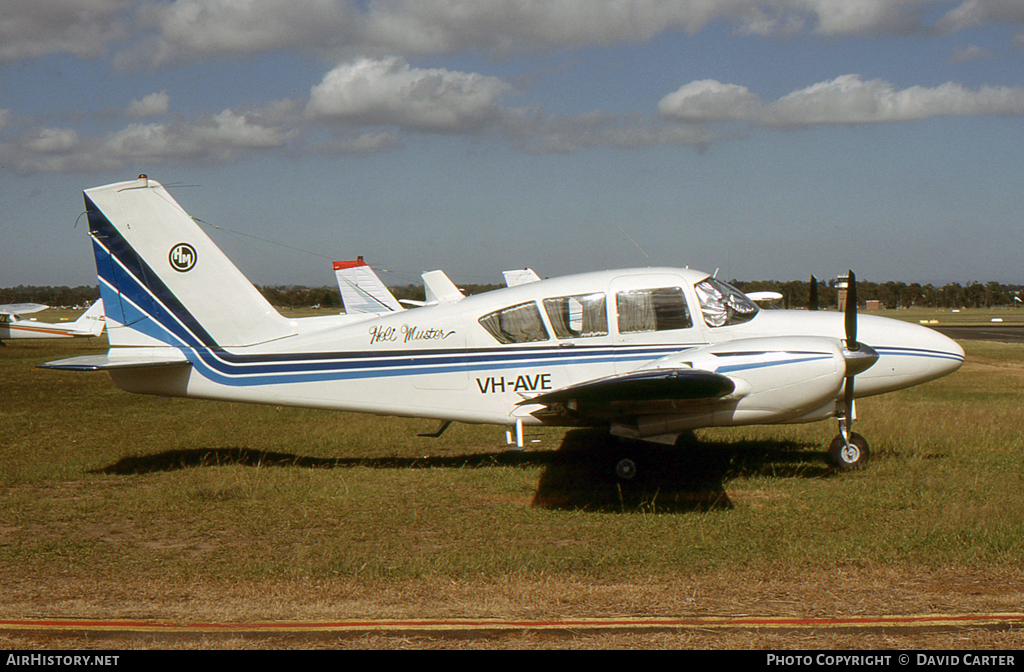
[0,303,48,316]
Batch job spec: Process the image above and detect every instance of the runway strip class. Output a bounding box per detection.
[3,613,1024,635]
[931,325,1024,343]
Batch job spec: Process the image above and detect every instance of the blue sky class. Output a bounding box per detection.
[2,1,1023,290]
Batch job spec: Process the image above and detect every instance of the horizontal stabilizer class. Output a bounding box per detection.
[503,268,541,287]
[40,352,191,371]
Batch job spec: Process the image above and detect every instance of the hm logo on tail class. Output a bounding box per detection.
[169,243,197,272]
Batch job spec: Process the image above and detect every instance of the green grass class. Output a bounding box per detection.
[2,336,1023,587]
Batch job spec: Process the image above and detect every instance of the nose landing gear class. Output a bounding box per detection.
[828,420,870,470]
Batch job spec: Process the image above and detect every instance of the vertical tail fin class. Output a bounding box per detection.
[422,270,465,305]
[70,299,106,336]
[333,258,404,314]
[87,176,293,348]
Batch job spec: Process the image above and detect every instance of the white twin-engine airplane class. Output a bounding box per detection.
[1,300,104,342]
[43,176,964,474]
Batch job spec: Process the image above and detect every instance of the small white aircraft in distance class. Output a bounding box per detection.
[1,300,105,342]
[745,290,784,308]
[43,176,964,473]
[332,257,466,311]
[333,258,404,314]
[333,258,540,314]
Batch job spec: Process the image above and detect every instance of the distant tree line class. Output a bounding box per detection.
[734,279,1024,310]
[0,285,99,307]
[5,279,1021,311]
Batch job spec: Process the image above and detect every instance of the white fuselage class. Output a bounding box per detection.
[1,316,79,340]
[104,267,964,432]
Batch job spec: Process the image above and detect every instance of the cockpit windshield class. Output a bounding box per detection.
[695,277,759,327]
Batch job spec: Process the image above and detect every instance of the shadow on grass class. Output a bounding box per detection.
[93,428,834,514]
[92,447,554,475]
[531,429,833,513]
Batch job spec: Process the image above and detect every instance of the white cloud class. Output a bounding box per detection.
[306,57,512,133]
[0,0,131,64]
[109,0,1023,68]
[126,91,170,118]
[2,109,295,173]
[120,0,361,69]
[0,0,1020,69]
[805,0,924,36]
[24,127,82,154]
[935,0,1024,35]
[658,80,765,122]
[766,75,1024,126]
[102,111,292,162]
[658,74,1024,128]
[0,0,1022,73]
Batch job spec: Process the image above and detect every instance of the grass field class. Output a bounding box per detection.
[1,328,1023,649]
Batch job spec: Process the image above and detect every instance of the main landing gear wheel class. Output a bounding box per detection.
[828,432,869,470]
[615,458,638,481]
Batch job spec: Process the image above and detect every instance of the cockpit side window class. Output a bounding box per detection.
[695,277,759,327]
[616,287,692,333]
[479,301,550,344]
[543,293,608,339]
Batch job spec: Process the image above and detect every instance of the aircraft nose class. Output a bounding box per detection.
[895,321,965,377]
[927,328,965,377]
[856,317,964,392]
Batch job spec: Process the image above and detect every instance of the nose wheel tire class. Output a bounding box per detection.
[828,432,869,470]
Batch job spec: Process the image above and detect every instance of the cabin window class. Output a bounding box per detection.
[616,287,692,333]
[479,301,549,344]
[543,293,608,339]
[695,277,759,327]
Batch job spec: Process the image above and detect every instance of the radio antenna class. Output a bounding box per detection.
[617,225,650,266]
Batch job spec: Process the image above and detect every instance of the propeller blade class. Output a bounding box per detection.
[844,270,858,349]
[809,275,818,311]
